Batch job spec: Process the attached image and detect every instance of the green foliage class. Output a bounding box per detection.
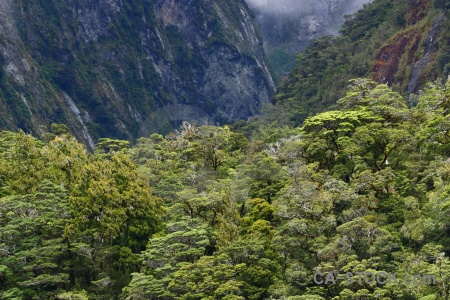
[3,2,449,300]
[3,80,450,299]
[269,0,446,128]
[64,151,162,297]
[0,131,163,298]
[0,181,70,299]
[95,138,130,154]
[340,0,394,41]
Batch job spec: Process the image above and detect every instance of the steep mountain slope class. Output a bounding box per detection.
[0,0,274,147]
[272,0,450,125]
[245,0,370,79]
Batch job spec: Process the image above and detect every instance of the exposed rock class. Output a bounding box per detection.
[245,0,371,77]
[406,13,444,94]
[0,0,274,147]
[372,0,445,93]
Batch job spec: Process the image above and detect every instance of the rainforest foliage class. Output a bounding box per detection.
[1,79,450,299]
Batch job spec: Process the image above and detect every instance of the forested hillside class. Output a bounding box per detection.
[272,0,450,126]
[246,0,371,80]
[2,0,450,298]
[2,79,450,299]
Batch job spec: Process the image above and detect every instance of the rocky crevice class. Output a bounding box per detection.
[0,0,274,146]
[406,12,444,93]
[372,0,445,93]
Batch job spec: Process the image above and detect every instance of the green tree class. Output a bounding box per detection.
[65,152,162,297]
[0,181,70,299]
[121,218,213,299]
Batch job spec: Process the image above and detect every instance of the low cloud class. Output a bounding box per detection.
[245,0,371,16]
[245,0,315,15]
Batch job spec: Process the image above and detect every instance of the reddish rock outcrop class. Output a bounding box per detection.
[372,30,423,85]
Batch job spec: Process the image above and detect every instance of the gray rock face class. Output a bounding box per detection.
[151,0,275,121]
[0,0,274,146]
[248,0,371,48]
[406,13,444,94]
[245,0,370,76]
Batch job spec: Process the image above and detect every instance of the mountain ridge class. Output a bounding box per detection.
[0,0,274,147]
[270,0,450,127]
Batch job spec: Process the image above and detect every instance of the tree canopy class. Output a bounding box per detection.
[2,79,450,299]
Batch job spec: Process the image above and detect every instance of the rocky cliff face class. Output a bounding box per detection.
[0,0,274,147]
[270,0,450,128]
[245,0,370,77]
[247,0,363,52]
[372,0,449,94]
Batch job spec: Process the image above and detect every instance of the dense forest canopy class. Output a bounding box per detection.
[1,0,450,298]
[1,79,450,299]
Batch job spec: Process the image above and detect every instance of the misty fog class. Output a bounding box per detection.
[245,0,371,17]
[244,0,373,78]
